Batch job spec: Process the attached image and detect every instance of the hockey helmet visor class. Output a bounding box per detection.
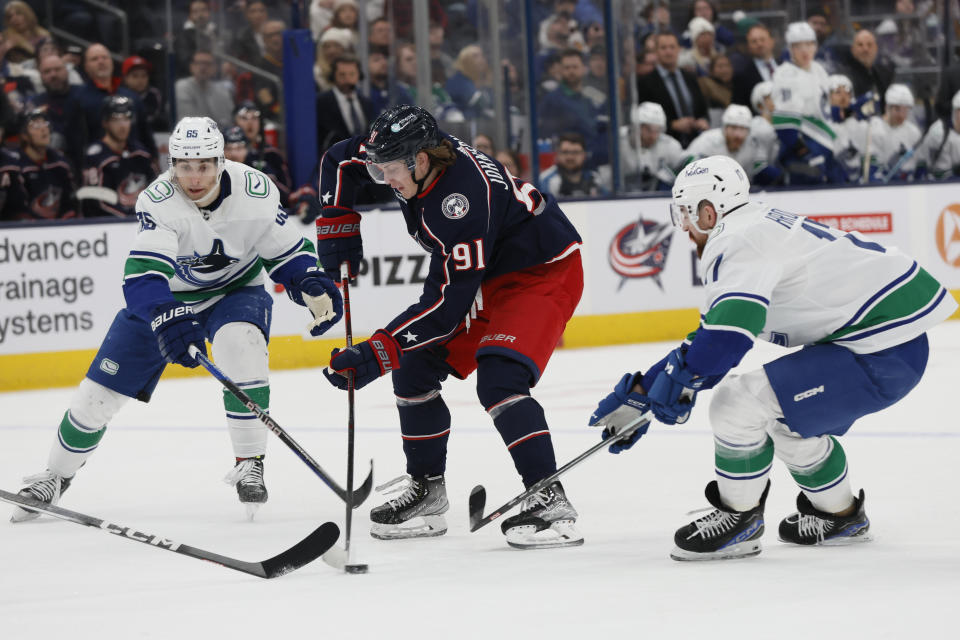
[364,105,439,184]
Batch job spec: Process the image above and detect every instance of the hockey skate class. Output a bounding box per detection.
[500,481,583,550]
[10,471,73,523]
[779,489,871,546]
[671,480,769,561]
[224,456,268,520]
[370,474,449,540]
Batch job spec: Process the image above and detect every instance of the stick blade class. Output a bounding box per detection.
[260,521,340,578]
[349,460,375,509]
[468,485,486,532]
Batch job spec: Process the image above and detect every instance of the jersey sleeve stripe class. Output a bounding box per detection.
[123,256,175,278]
[709,291,770,309]
[129,250,178,268]
[703,298,767,336]
[389,219,454,347]
[545,241,582,263]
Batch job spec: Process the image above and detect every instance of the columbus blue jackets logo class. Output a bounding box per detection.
[175,239,240,286]
[441,193,469,219]
[609,216,674,290]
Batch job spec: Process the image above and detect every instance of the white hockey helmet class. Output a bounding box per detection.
[168,116,226,198]
[632,101,667,129]
[721,104,752,129]
[828,74,853,94]
[885,83,914,108]
[670,155,750,233]
[785,21,816,45]
[750,81,774,114]
[952,89,960,111]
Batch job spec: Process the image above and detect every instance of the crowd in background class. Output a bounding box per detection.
[0,0,959,223]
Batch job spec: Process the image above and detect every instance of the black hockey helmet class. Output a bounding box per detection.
[19,107,50,133]
[223,125,248,145]
[233,100,260,119]
[365,104,440,167]
[101,94,134,122]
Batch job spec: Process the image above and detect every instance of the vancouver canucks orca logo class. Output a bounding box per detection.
[609,215,674,291]
[175,239,240,286]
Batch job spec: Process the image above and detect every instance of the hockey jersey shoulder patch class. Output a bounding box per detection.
[441,192,470,220]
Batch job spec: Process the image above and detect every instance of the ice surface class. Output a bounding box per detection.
[2,324,959,639]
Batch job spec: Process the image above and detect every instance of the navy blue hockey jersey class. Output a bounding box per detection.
[246,145,292,206]
[82,139,158,217]
[18,148,78,220]
[318,133,582,352]
[0,148,28,221]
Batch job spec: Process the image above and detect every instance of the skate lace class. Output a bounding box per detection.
[376,475,424,510]
[21,471,60,502]
[796,513,831,541]
[520,487,554,513]
[223,459,264,486]
[693,509,740,539]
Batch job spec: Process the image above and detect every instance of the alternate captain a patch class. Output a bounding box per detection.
[441,193,470,220]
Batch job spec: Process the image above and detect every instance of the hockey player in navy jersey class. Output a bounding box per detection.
[10,117,343,522]
[17,109,79,221]
[318,105,585,549]
[0,147,28,221]
[589,155,957,560]
[81,95,158,218]
[232,102,292,206]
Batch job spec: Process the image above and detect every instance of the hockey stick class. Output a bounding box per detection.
[188,345,373,507]
[468,413,652,532]
[323,262,369,574]
[0,488,339,579]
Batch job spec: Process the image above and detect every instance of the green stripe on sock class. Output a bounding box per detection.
[789,436,847,490]
[715,436,774,476]
[58,411,105,451]
[223,385,270,414]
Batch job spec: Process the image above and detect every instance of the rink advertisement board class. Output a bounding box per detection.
[1,183,959,390]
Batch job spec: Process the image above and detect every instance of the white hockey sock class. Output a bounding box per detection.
[715,435,774,511]
[48,378,128,477]
[213,323,269,459]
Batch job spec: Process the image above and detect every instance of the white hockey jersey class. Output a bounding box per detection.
[832,116,870,180]
[696,202,956,355]
[772,61,831,121]
[621,130,686,191]
[915,118,960,179]
[123,160,315,313]
[867,116,922,180]
[683,128,774,180]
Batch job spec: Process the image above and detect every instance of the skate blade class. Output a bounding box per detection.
[9,506,41,523]
[505,521,584,550]
[779,531,874,547]
[670,540,763,561]
[244,503,262,521]
[370,515,447,540]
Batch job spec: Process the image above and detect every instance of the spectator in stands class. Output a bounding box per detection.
[637,0,672,42]
[2,42,42,110]
[176,0,219,76]
[838,29,894,108]
[310,0,336,40]
[732,23,778,110]
[472,133,495,156]
[77,43,158,161]
[2,1,50,56]
[315,27,355,92]
[0,146,29,221]
[446,44,496,120]
[32,54,88,171]
[381,0,447,40]
[329,0,360,36]
[62,44,83,72]
[582,21,605,51]
[395,42,453,116]
[368,50,395,115]
[621,101,685,192]
[679,17,718,77]
[121,56,166,133]
[583,45,608,108]
[540,48,608,166]
[369,17,394,54]
[539,132,607,197]
[538,50,563,97]
[231,0,268,66]
[496,148,524,180]
[699,54,734,119]
[806,8,841,73]
[176,49,235,130]
[316,54,376,155]
[636,48,657,78]
[685,0,734,48]
[223,125,250,164]
[429,20,454,85]
[637,32,709,147]
[232,101,291,203]
[81,95,157,218]
[867,84,921,183]
[16,108,78,220]
[253,20,286,121]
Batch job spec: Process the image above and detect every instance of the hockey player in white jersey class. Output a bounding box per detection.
[621,101,685,192]
[10,117,343,522]
[589,155,956,560]
[772,22,844,184]
[867,84,923,183]
[684,104,781,184]
[828,74,871,182]
[916,89,960,179]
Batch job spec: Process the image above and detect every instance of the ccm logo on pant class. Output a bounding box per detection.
[794,385,825,402]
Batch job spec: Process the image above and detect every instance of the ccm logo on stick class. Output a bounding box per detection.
[794,385,825,402]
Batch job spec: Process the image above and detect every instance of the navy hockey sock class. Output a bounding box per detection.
[397,394,451,478]
[491,398,557,488]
